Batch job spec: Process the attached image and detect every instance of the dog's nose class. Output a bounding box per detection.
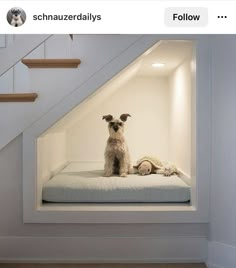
[113,126,119,132]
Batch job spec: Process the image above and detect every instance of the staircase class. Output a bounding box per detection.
[0,34,160,151]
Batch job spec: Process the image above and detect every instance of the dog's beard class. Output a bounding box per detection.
[108,127,124,139]
[11,14,23,26]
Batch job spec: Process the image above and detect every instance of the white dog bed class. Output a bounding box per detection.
[42,162,191,203]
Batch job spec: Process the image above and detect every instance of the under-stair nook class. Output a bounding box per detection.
[39,40,193,204]
[16,35,211,224]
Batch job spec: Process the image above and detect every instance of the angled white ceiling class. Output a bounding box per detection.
[136,40,194,77]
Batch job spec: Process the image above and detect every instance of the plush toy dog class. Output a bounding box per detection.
[134,156,179,176]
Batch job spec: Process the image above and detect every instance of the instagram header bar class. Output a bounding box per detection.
[0,1,235,34]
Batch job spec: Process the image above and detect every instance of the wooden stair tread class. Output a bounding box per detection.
[0,93,38,102]
[21,59,81,68]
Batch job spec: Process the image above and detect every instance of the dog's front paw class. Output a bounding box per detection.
[128,167,134,174]
[120,173,127,177]
[104,172,112,177]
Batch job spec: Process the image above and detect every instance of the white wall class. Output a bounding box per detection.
[168,58,192,177]
[0,35,5,47]
[37,132,67,204]
[66,76,170,163]
[210,36,236,244]
[37,132,67,181]
[207,36,236,268]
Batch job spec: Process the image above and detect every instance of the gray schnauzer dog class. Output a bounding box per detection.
[103,114,132,177]
[8,8,25,27]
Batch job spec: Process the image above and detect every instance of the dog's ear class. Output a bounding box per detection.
[120,114,131,122]
[102,115,113,122]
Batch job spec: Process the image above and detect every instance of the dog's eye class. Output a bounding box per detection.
[109,122,114,126]
[118,122,123,126]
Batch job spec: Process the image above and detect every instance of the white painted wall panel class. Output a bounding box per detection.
[37,133,67,181]
[0,35,5,47]
[45,34,72,58]
[66,76,170,163]
[168,58,192,177]
[6,35,14,46]
[0,69,13,93]
[210,36,236,247]
[14,62,30,93]
[37,132,67,204]
[15,43,44,93]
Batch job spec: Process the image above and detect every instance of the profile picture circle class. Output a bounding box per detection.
[7,7,26,27]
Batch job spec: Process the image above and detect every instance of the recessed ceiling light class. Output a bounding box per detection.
[152,63,165,68]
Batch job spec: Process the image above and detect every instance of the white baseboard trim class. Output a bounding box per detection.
[206,265,222,268]
[207,241,236,268]
[0,236,207,263]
